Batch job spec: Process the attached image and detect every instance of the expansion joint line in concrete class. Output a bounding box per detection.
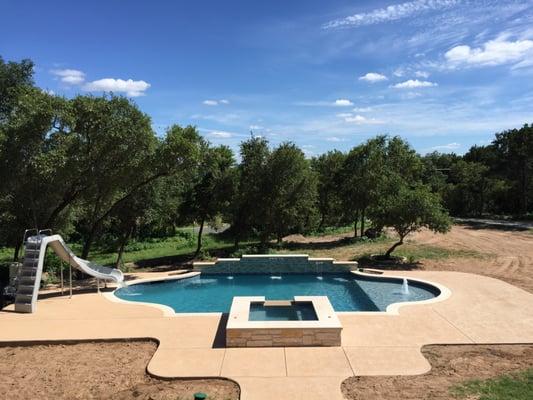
[432,308,477,344]
[341,346,357,376]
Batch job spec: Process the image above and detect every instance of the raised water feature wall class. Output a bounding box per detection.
[193,254,357,274]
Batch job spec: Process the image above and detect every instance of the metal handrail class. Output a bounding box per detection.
[38,229,53,236]
[21,228,38,246]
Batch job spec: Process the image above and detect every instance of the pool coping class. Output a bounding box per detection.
[107,269,452,318]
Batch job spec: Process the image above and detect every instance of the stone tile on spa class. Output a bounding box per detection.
[285,347,353,377]
[221,348,286,377]
[344,346,431,376]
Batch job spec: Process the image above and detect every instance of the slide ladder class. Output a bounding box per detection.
[14,231,124,313]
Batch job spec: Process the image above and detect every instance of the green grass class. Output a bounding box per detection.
[451,368,533,399]
[306,224,356,237]
[394,245,484,261]
[0,229,243,269]
[0,225,485,271]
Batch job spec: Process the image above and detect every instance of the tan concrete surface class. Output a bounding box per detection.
[344,346,431,375]
[285,347,353,377]
[2,271,533,400]
[221,348,286,377]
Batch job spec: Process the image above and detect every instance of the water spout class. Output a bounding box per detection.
[401,278,409,295]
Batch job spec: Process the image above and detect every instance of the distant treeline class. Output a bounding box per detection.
[1,57,532,263]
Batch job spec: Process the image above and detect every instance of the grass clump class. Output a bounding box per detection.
[451,368,533,400]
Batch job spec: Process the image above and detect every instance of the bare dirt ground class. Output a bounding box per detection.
[342,344,533,400]
[411,224,533,293]
[286,224,533,293]
[0,341,239,400]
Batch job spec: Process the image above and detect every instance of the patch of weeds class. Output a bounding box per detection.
[451,368,533,400]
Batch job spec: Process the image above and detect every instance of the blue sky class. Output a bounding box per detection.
[1,0,533,156]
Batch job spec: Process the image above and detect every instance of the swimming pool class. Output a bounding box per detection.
[115,273,440,313]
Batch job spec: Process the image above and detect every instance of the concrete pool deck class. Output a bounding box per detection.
[1,270,533,400]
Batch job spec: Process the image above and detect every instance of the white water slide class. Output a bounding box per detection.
[14,233,124,313]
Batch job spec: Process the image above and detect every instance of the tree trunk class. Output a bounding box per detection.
[385,238,404,258]
[115,227,133,269]
[81,228,97,259]
[195,218,205,257]
[353,210,360,238]
[13,242,21,262]
[360,208,366,237]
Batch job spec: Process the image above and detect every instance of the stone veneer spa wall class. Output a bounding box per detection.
[193,254,358,274]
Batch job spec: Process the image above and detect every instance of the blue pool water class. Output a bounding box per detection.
[249,302,318,321]
[115,273,439,313]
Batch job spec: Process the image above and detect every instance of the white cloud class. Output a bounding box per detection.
[392,79,438,88]
[249,124,263,130]
[83,78,150,97]
[323,0,458,29]
[326,136,345,142]
[334,99,354,106]
[209,130,233,138]
[445,36,533,68]
[430,142,461,151]
[202,99,230,106]
[51,69,85,85]
[353,107,372,112]
[359,72,388,82]
[335,112,353,118]
[415,70,430,78]
[343,114,384,124]
[393,68,405,77]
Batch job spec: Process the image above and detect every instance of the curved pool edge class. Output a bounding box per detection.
[107,269,452,317]
[340,270,452,315]
[105,271,223,317]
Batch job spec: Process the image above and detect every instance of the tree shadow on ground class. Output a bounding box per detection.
[131,245,239,271]
[356,255,422,271]
[279,236,369,251]
[456,221,531,232]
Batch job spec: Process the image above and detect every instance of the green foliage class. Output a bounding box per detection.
[179,143,236,255]
[370,184,452,257]
[451,368,533,400]
[1,54,532,272]
[311,150,346,228]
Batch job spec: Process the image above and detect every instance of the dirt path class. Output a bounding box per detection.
[410,225,533,293]
[342,344,533,400]
[0,341,239,400]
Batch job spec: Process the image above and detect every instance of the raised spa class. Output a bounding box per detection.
[249,301,318,321]
[115,273,440,313]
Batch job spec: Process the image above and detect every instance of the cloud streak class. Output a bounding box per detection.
[51,69,85,84]
[392,79,438,88]
[323,0,459,29]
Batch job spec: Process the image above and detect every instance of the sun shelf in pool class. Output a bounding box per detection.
[114,273,440,313]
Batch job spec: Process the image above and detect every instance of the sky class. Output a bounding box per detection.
[1,0,533,156]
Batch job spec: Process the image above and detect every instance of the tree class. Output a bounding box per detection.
[76,117,202,258]
[492,124,533,215]
[0,86,70,259]
[231,135,270,247]
[0,57,34,123]
[180,144,236,256]
[370,184,451,258]
[261,142,317,244]
[311,150,346,229]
